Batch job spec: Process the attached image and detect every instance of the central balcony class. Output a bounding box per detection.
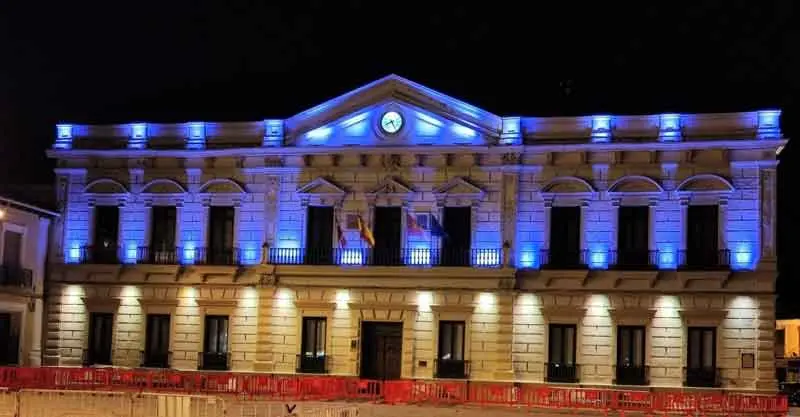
[269,247,503,268]
[0,265,33,291]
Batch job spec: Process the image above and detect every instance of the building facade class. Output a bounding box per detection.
[45,75,784,391]
[0,195,56,366]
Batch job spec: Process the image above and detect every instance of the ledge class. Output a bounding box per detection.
[196,299,238,308]
[82,296,121,311]
[139,299,179,307]
[430,305,475,313]
[293,300,336,310]
[609,307,656,325]
[348,302,418,311]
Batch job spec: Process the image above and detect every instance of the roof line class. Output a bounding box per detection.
[0,196,60,217]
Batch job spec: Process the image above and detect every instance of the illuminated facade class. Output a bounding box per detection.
[46,75,784,390]
[0,196,56,366]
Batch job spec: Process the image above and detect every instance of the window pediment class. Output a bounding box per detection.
[366,176,414,201]
[198,178,247,194]
[608,175,664,195]
[676,174,734,193]
[83,178,128,195]
[296,177,347,205]
[140,179,187,195]
[541,176,595,195]
[433,176,485,203]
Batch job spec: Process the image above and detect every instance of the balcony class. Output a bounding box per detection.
[678,250,730,270]
[192,247,241,266]
[435,359,470,379]
[140,350,172,369]
[136,246,180,265]
[268,247,503,268]
[296,354,327,374]
[684,366,721,388]
[545,362,579,383]
[539,250,588,270]
[79,245,121,264]
[609,250,658,270]
[0,265,33,290]
[82,348,112,367]
[615,364,649,386]
[198,352,230,371]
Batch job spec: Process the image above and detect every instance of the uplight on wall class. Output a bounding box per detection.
[129,123,148,149]
[591,115,612,142]
[658,114,682,142]
[589,247,608,270]
[186,122,206,149]
[55,124,74,149]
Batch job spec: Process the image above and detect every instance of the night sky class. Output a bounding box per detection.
[1,2,797,312]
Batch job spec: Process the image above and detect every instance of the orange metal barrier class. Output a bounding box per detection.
[0,367,788,416]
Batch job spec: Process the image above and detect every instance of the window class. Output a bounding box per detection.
[0,313,19,365]
[2,230,22,268]
[685,205,721,267]
[616,206,651,267]
[437,321,467,378]
[441,207,471,266]
[148,207,177,264]
[686,327,718,387]
[548,207,583,267]
[201,315,229,370]
[616,326,647,385]
[305,207,334,265]
[775,329,786,359]
[299,317,327,373]
[207,207,235,265]
[547,324,578,382]
[143,314,171,368]
[372,207,402,266]
[86,312,114,365]
[92,206,119,263]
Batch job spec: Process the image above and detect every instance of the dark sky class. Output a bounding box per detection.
[1,1,798,312]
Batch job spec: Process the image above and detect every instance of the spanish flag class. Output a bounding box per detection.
[357,215,375,247]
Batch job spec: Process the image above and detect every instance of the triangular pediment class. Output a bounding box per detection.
[286,74,502,144]
[296,177,346,196]
[366,176,414,196]
[433,176,485,198]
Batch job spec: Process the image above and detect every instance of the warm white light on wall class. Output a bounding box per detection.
[120,285,141,304]
[276,288,293,308]
[417,291,433,312]
[336,290,350,309]
[729,295,756,310]
[240,286,259,308]
[0,208,5,219]
[478,292,496,313]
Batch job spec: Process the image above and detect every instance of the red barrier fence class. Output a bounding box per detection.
[0,367,788,416]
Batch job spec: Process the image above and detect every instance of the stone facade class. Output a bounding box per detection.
[45,75,785,391]
[0,196,55,366]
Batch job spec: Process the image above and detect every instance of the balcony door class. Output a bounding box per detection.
[305,207,334,265]
[144,314,171,368]
[2,230,22,268]
[207,207,235,265]
[441,207,471,266]
[92,206,119,263]
[549,207,582,267]
[148,206,177,264]
[617,206,650,267]
[202,315,229,370]
[686,205,719,267]
[372,207,402,266]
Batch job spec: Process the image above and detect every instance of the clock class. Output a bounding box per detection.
[380,111,403,134]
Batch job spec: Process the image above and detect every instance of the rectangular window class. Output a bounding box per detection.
[143,314,171,368]
[776,329,786,359]
[201,315,229,370]
[685,205,720,267]
[547,324,578,382]
[305,206,334,265]
[92,206,119,263]
[148,206,177,264]
[87,312,114,365]
[372,207,402,266]
[616,206,650,267]
[299,317,327,373]
[437,321,467,378]
[616,326,647,385]
[548,206,582,267]
[0,313,19,365]
[441,207,471,266]
[686,327,718,387]
[207,206,235,265]
[2,230,22,267]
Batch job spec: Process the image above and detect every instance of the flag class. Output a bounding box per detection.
[406,213,424,235]
[336,217,346,247]
[357,215,375,247]
[430,214,447,239]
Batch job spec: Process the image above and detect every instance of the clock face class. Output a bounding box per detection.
[380,111,403,134]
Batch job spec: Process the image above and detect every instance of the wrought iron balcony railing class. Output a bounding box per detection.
[539,250,588,269]
[0,265,33,290]
[82,348,112,367]
[296,354,327,374]
[198,352,230,371]
[268,247,503,267]
[545,362,580,383]
[678,249,731,270]
[191,247,241,266]
[684,366,721,388]
[435,359,470,379]
[615,364,649,386]
[137,246,180,265]
[79,245,122,264]
[609,250,659,270]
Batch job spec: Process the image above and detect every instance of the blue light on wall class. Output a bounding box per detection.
[589,246,609,269]
[128,123,148,149]
[55,124,74,149]
[339,249,364,266]
[473,249,500,267]
[731,243,756,271]
[125,242,138,264]
[186,122,206,149]
[658,247,677,269]
[517,248,539,269]
[182,244,197,264]
[66,242,82,264]
[415,112,443,136]
[591,115,612,142]
[451,124,476,139]
[500,117,521,145]
[263,119,284,147]
[757,110,782,139]
[306,126,333,143]
[241,245,259,265]
[658,114,682,142]
[408,246,432,266]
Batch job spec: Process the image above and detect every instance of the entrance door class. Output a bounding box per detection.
[87,313,114,365]
[144,314,171,368]
[0,313,19,365]
[360,322,402,380]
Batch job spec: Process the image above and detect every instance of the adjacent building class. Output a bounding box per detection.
[0,195,57,366]
[44,75,784,391]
